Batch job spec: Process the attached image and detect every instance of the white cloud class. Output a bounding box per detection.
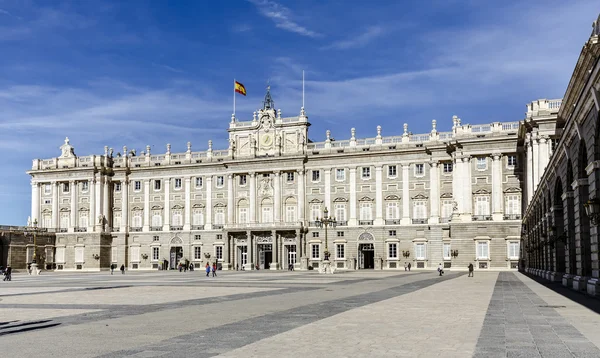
[0,8,22,20]
[323,26,385,50]
[249,0,320,38]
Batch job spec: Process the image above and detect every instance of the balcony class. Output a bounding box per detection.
[385,219,401,225]
[412,219,427,224]
[74,227,87,232]
[191,225,205,230]
[131,227,142,232]
[336,221,348,226]
[309,221,319,227]
[212,224,224,230]
[58,228,68,233]
[503,214,522,220]
[150,226,162,231]
[440,217,451,223]
[111,227,120,232]
[358,220,373,226]
[472,215,492,221]
[170,226,183,231]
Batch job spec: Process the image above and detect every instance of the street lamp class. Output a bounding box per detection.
[315,207,336,273]
[24,218,42,275]
[450,249,459,258]
[584,198,600,226]
[402,250,410,259]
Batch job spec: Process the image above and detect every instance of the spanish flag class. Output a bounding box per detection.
[235,81,246,96]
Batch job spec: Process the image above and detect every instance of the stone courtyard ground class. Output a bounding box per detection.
[1,270,599,358]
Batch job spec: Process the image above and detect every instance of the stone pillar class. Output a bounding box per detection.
[184,177,191,230]
[70,180,77,232]
[539,137,549,178]
[526,135,534,205]
[247,230,253,269]
[206,176,213,227]
[271,230,278,270]
[90,176,96,232]
[532,134,540,192]
[274,171,281,223]
[143,180,150,231]
[462,157,473,221]
[324,169,331,214]
[31,182,40,224]
[297,170,305,223]
[163,178,170,231]
[122,179,129,232]
[103,176,110,230]
[95,177,102,231]
[401,164,410,225]
[452,155,462,215]
[227,174,234,224]
[429,162,439,224]
[492,153,503,221]
[375,165,384,225]
[52,181,58,229]
[349,167,357,226]
[249,172,256,223]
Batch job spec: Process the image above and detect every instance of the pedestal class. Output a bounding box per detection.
[587,278,600,297]
[573,276,587,291]
[30,263,40,275]
[320,260,334,274]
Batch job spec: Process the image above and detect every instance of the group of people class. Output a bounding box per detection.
[436,263,475,277]
[404,262,412,271]
[1,265,12,281]
[109,264,126,275]
[178,263,194,272]
[206,262,217,277]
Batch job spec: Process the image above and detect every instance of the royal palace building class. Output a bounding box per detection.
[25,81,563,273]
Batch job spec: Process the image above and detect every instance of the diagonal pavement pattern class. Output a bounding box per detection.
[0,270,599,357]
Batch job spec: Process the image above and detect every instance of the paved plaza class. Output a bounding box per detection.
[1,270,600,357]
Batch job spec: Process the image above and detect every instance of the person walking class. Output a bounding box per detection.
[120,264,125,274]
[110,264,114,275]
[404,262,407,271]
[205,263,210,277]
[468,263,474,277]
[212,262,217,277]
[4,265,11,281]
[437,263,444,276]
[407,262,411,271]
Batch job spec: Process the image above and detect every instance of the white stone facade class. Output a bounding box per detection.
[27,88,559,272]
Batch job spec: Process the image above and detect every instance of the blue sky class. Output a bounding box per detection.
[0,0,598,225]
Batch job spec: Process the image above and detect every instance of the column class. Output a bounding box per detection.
[227,174,234,224]
[296,229,302,261]
[297,170,305,223]
[271,230,278,269]
[452,155,462,215]
[247,230,253,269]
[31,182,40,224]
[103,176,109,230]
[532,134,540,191]
[375,165,384,225]
[539,137,549,178]
[324,169,331,212]
[122,179,129,232]
[429,162,439,224]
[492,154,503,221]
[206,176,213,227]
[249,172,256,223]
[349,167,357,226]
[90,176,96,231]
[163,178,170,231]
[143,180,150,231]
[274,171,281,222]
[401,164,410,225]
[95,177,102,230]
[462,157,473,221]
[184,177,191,230]
[70,180,77,232]
[526,136,534,205]
[52,181,58,229]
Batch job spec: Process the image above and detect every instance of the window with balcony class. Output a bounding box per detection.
[413,201,427,221]
[154,180,161,191]
[131,211,142,228]
[113,212,121,228]
[310,203,321,222]
[79,211,88,228]
[386,202,399,221]
[477,241,489,260]
[151,210,162,227]
[171,210,183,227]
[476,157,487,170]
[414,164,424,176]
[285,206,296,223]
[336,244,345,259]
[335,204,346,224]
[388,243,397,259]
[388,165,397,178]
[359,202,372,223]
[238,207,248,224]
[174,178,182,189]
[504,194,521,220]
[362,167,371,179]
[474,196,490,220]
[336,169,345,181]
[60,213,69,230]
[192,209,204,227]
[441,200,453,222]
[214,208,225,225]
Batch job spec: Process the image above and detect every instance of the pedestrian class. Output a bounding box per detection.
[120,264,125,274]
[404,262,407,271]
[205,263,210,277]
[438,263,444,276]
[407,262,411,271]
[212,262,217,277]
[4,265,11,281]
[468,263,474,277]
[189,263,194,272]
[110,264,114,275]
[184,263,187,272]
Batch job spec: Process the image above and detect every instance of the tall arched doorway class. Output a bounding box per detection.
[170,237,183,269]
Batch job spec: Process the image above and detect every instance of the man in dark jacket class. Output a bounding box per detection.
[468,263,474,277]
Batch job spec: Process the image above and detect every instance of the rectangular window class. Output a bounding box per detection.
[359,202,372,220]
[477,241,489,259]
[132,211,142,228]
[286,172,294,182]
[60,213,69,229]
[113,212,121,228]
[154,180,161,190]
[388,165,397,177]
[310,204,321,222]
[441,200,454,219]
[195,177,203,188]
[415,243,426,260]
[312,232,319,238]
[336,231,344,237]
[115,182,121,192]
[214,208,225,225]
[443,163,453,173]
[336,169,345,181]
[475,196,490,216]
[239,175,247,186]
[336,244,345,259]
[285,206,296,223]
[477,157,487,170]
[508,242,519,259]
[362,167,371,179]
[44,184,52,194]
[239,208,248,224]
[174,178,182,189]
[63,183,70,193]
[192,209,204,226]
[194,235,201,240]
[261,206,272,223]
[443,243,451,260]
[312,244,320,259]
[151,211,162,227]
[172,210,183,226]
[134,181,141,191]
[56,247,66,263]
[389,230,396,236]
[388,243,397,259]
[75,246,84,263]
[507,155,517,168]
[414,164,424,176]
[216,234,223,240]
[386,202,399,220]
[194,246,202,260]
[216,176,224,187]
[152,247,159,261]
[216,246,223,260]
[335,204,346,221]
[153,236,159,241]
[81,181,89,192]
[312,170,320,182]
[413,201,427,219]
[79,212,88,228]
[505,195,521,215]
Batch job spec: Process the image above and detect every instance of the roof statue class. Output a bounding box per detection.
[263,85,274,110]
[59,137,76,158]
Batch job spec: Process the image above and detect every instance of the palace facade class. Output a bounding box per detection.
[26,85,561,272]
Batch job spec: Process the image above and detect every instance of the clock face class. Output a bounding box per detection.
[262,134,273,147]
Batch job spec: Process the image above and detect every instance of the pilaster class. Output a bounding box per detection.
[69,180,77,232]
[429,162,439,224]
[31,181,40,224]
[274,171,281,223]
[163,178,170,231]
[401,164,411,225]
[184,177,191,230]
[324,169,331,214]
[492,153,503,221]
[249,172,256,224]
[52,181,58,229]
[122,179,129,232]
[143,179,150,231]
[227,174,234,224]
[375,165,384,225]
[297,170,305,223]
[349,167,357,226]
[89,176,96,232]
[206,176,213,227]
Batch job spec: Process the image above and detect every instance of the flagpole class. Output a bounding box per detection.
[233,78,236,117]
[302,70,305,109]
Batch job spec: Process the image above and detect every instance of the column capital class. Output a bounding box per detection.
[273,170,281,176]
[461,157,470,163]
[249,172,256,177]
[375,165,383,170]
[296,169,304,175]
[228,173,234,179]
[429,161,439,167]
[184,177,191,182]
[491,153,502,161]
[164,178,171,182]
[69,180,75,184]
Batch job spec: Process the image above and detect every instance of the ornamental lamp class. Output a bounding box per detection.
[583,198,600,226]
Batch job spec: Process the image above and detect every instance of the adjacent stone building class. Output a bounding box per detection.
[522,16,600,297]
[0,226,56,270]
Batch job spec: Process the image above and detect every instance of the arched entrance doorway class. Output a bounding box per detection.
[170,237,183,270]
[357,232,375,269]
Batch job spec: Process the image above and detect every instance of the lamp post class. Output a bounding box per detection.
[584,198,600,226]
[450,249,459,259]
[315,207,336,274]
[402,250,410,259]
[24,218,42,275]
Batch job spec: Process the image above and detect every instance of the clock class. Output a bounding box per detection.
[262,134,273,147]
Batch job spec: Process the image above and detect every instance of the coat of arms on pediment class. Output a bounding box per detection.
[440,192,453,198]
[503,187,522,193]
[412,193,428,200]
[473,189,491,195]
[259,177,273,197]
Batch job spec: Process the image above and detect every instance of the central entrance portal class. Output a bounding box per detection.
[258,244,272,270]
[170,246,183,269]
[358,243,375,269]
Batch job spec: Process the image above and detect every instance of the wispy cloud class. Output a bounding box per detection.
[0,8,23,20]
[249,0,320,38]
[323,26,385,50]
[232,24,252,33]
[152,62,185,74]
